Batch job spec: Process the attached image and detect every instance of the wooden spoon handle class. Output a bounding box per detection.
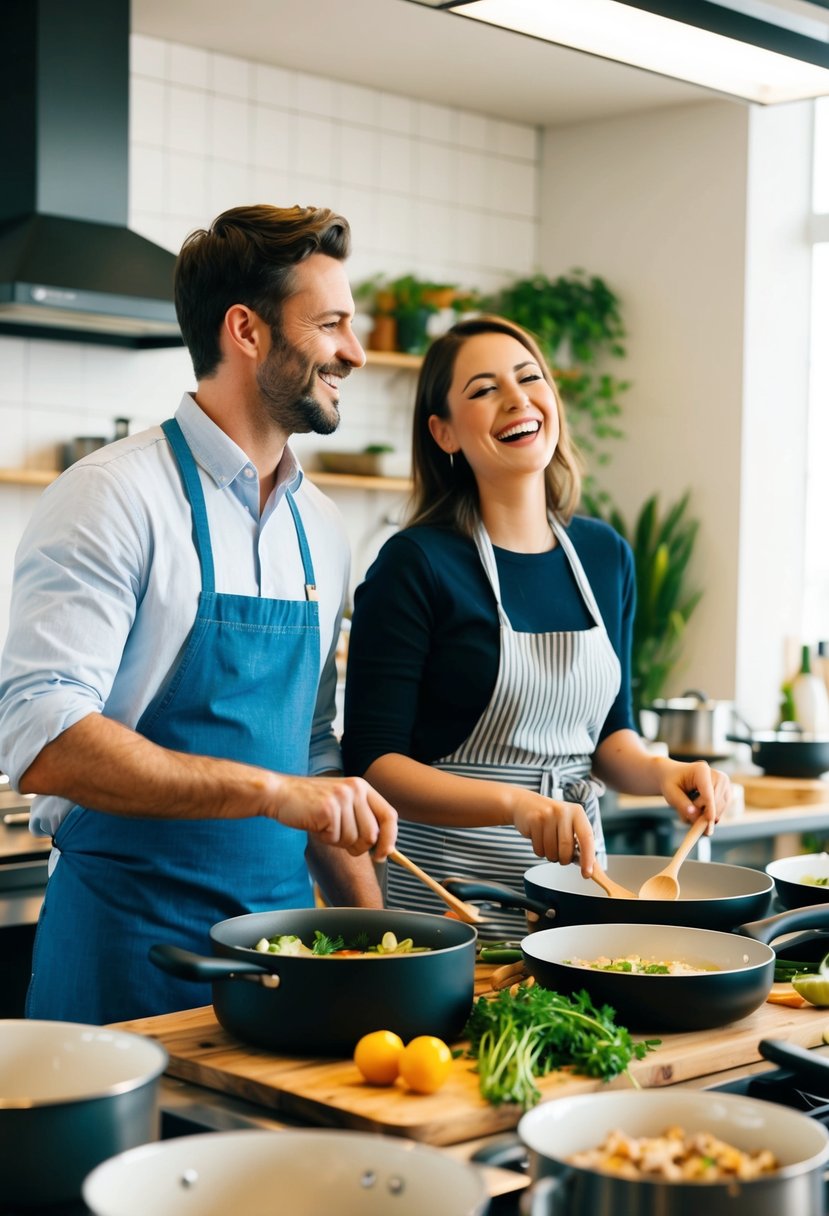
[670,815,709,872]
[387,848,482,921]
[590,861,636,899]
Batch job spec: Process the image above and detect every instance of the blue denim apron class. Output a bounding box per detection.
[26,419,320,1023]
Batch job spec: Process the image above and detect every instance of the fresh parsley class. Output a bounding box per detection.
[310,930,345,955]
[463,984,660,1110]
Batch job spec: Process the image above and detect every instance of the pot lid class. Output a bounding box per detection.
[650,689,734,711]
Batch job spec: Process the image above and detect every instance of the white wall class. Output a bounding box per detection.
[0,33,541,636]
[538,100,813,726]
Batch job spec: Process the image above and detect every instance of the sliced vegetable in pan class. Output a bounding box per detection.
[252,929,431,957]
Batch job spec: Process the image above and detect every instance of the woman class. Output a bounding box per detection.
[342,316,731,936]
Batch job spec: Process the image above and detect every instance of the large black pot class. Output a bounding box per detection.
[150,907,476,1054]
[444,854,773,932]
[767,852,829,909]
[0,1020,167,1211]
[518,904,829,1032]
[727,728,829,778]
[513,1089,829,1216]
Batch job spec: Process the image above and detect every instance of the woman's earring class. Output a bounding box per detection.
[449,451,455,471]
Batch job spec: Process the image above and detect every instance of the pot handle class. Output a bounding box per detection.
[758,1038,829,1087]
[520,1173,572,1216]
[735,903,829,944]
[726,733,753,746]
[471,1134,528,1173]
[442,878,553,919]
[149,943,275,982]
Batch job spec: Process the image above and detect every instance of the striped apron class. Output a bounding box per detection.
[387,514,621,940]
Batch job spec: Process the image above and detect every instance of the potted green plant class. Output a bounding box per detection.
[591,492,703,723]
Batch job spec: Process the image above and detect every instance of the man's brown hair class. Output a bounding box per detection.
[174,204,351,379]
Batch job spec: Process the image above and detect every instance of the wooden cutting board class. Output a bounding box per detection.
[112,983,829,1147]
[733,773,829,809]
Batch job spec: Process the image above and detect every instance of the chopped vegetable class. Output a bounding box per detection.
[463,985,660,1111]
[250,930,430,957]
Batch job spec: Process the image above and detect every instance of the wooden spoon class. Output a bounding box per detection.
[589,861,637,900]
[386,848,487,925]
[636,816,709,901]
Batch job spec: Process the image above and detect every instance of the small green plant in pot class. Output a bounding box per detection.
[591,491,702,724]
[385,275,457,354]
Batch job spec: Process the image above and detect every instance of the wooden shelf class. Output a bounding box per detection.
[309,470,410,491]
[0,467,410,493]
[0,468,58,486]
[364,349,423,370]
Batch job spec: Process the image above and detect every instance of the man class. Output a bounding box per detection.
[0,204,397,1023]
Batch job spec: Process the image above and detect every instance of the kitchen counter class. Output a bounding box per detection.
[111,965,829,1210]
[607,779,829,861]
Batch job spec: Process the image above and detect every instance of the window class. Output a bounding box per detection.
[802,99,829,643]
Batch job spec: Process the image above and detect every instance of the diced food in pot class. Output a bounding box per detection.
[569,1125,778,1182]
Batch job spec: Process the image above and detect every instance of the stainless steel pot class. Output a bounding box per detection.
[648,689,740,760]
[0,1019,168,1209]
[517,1089,829,1216]
[83,1129,490,1216]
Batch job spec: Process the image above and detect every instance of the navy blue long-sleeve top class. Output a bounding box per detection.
[342,515,637,776]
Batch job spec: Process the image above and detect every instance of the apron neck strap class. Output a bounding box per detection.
[161,418,215,595]
[285,491,317,600]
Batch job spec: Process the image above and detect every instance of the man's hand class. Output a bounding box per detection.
[270,774,398,859]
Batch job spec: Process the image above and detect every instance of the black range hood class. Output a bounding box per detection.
[0,0,182,348]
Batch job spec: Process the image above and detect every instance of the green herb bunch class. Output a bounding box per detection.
[463,985,659,1111]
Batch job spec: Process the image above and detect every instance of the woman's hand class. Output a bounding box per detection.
[657,758,733,833]
[510,789,596,876]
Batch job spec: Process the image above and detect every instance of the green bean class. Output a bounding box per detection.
[479,946,525,964]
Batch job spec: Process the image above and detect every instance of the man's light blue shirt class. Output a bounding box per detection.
[0,394,348,835]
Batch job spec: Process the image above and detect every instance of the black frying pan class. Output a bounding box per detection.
[150,907,476,1054]
[767,853,829,910]
[517,904,829,1032]
[444,854,773,932]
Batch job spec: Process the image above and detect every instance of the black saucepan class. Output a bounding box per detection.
[516,904,829,1032]
[766,853,829,910]
[150,907,476,1054]
[443,854,774,932]
[727,728,829,778]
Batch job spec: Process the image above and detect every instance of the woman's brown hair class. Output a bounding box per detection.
[407,315,583,534]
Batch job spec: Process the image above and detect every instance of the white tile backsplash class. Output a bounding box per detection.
[0,34,543,637]
[168,84,209,156]
[210,96,252,164]
[168,42,209,90]
[210,52,253,100]
[0,339,26,405]
[130,77,166,147]
[296,72,336,120]
[130,34,166,80]
[255,63,296,110]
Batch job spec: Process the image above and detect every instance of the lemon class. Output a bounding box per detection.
[353,1030,405,1085]
[792,975,829,1007]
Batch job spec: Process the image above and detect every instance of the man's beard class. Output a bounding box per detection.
[257,326,348,436]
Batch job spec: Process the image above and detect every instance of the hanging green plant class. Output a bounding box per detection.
[488,269,629,500]
[590,492,703,723]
